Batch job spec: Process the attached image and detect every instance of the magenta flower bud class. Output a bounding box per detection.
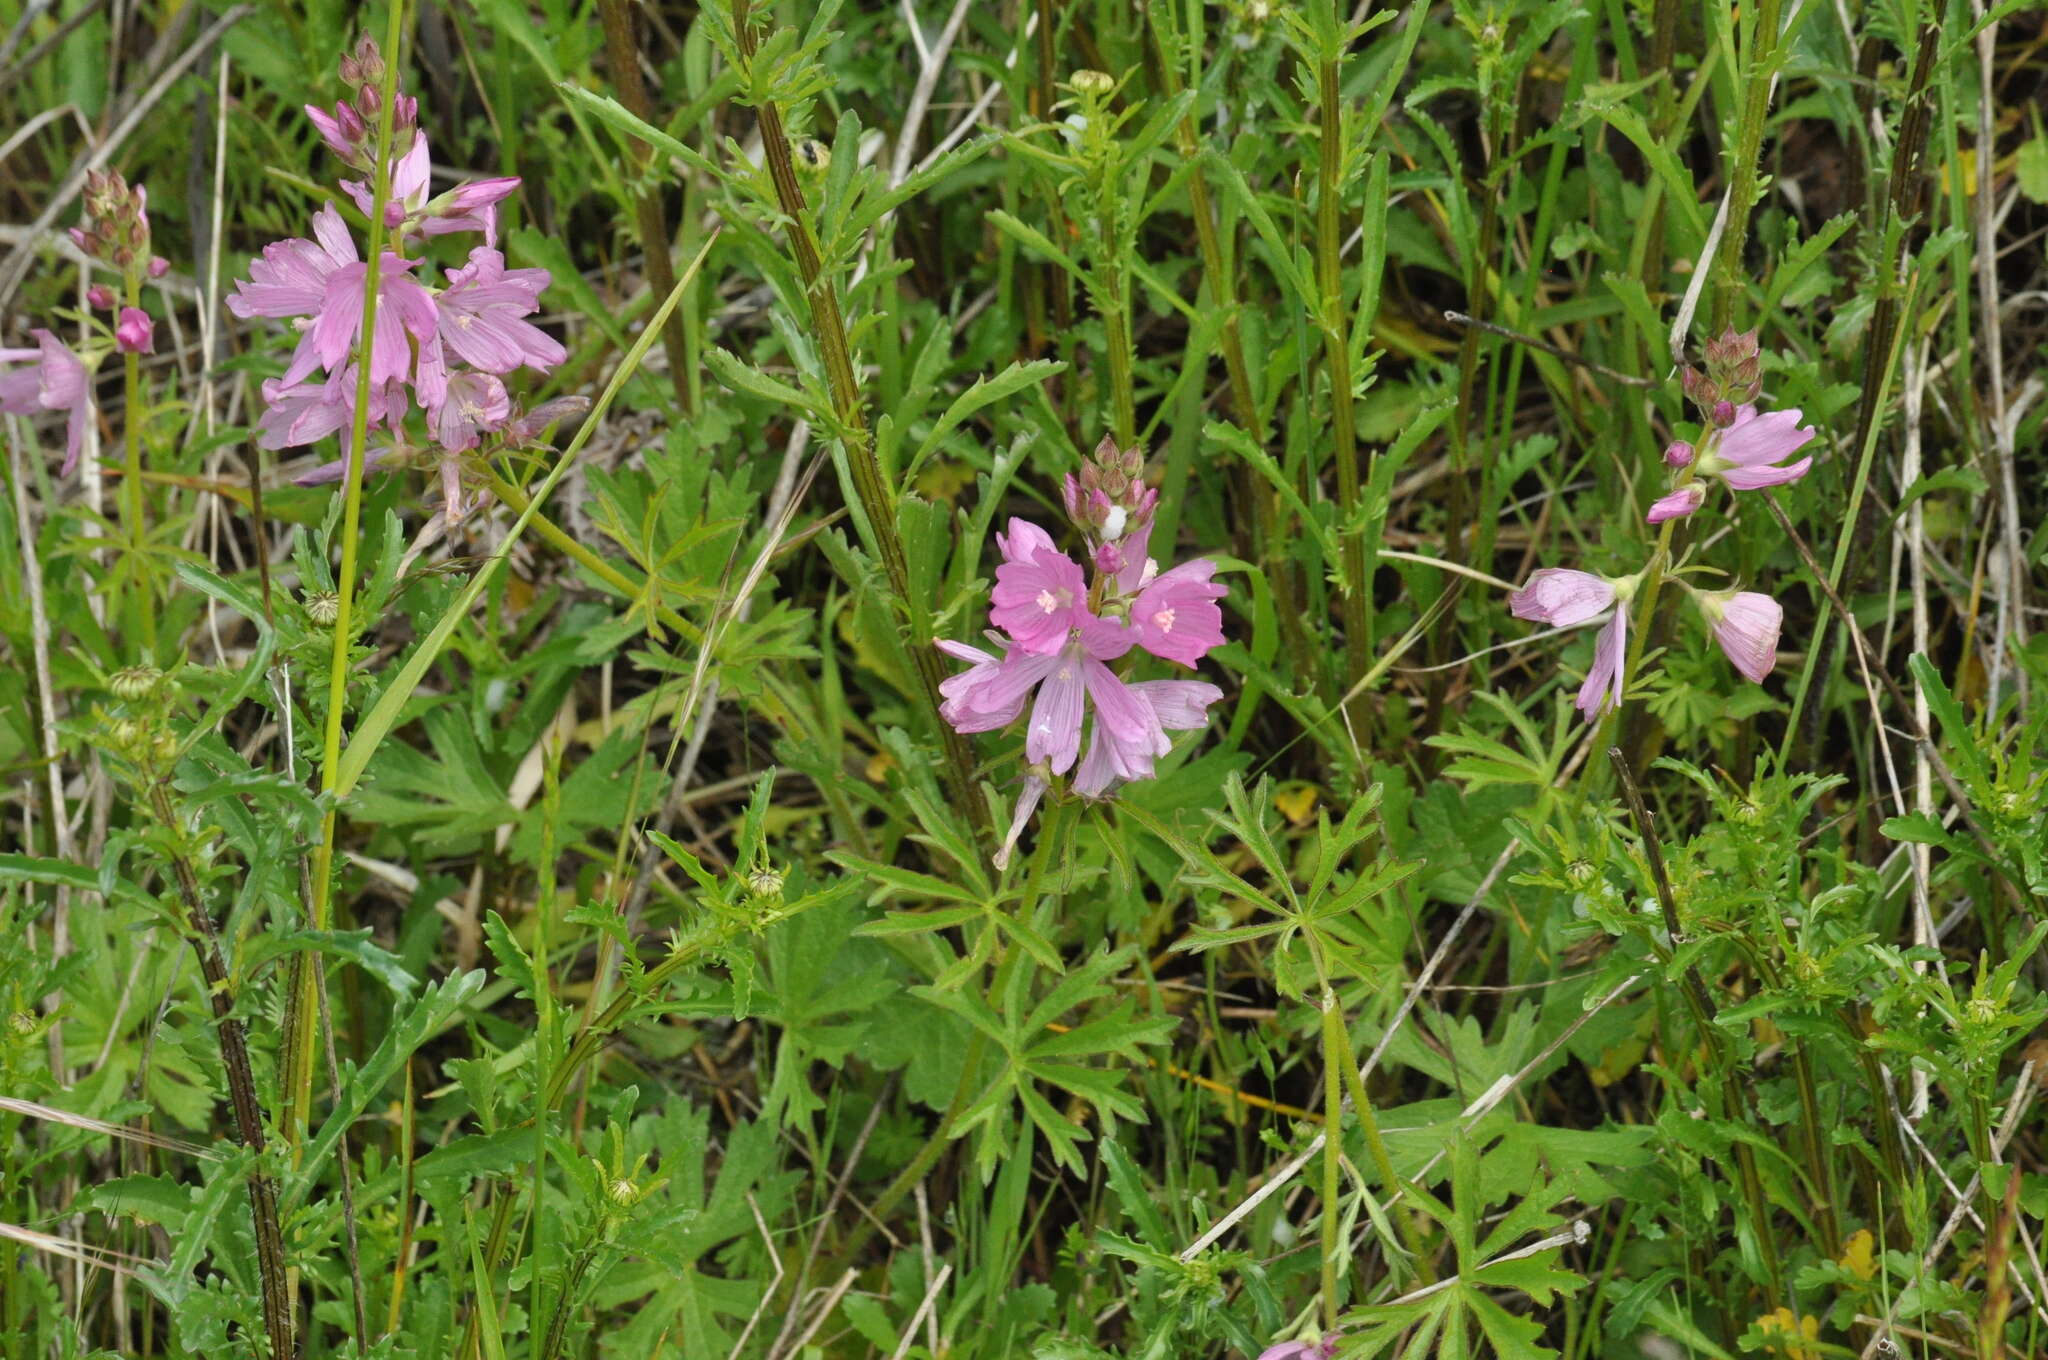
[147,256,169,279]
[1711,400,1737,428]
[114,307,154,355]
[68,226,90,253]
[1663,440,1693,468]
[87,284,116,310]
[1646,483,1705,525]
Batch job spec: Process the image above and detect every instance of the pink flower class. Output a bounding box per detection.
[341,132,433,230]
[1,331,92,474]
[1127,558,1226,666]
[114,307,154,354]
[432,371,511,452]
[1578,610,1627,719]
[1508,567,1636,720]
[1697,405,1814,490]
[262,367,405,453]
[426,247,565,377]
[1695,588,1782,683]
[422,178,521,246]
[1257,1339,1338,1360]
[937,614,1140,776]
[1646,483,1705,525]
[1072,679,1222,797]
[1507,568,1614,627]
[227,205,437,392]
[990,518,1090,654]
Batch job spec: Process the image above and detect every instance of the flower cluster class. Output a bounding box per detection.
[1649,327,1815,525]
[0,174,170,472]
[1508,327,1808,720]
[226,37,578,523]
[939,437,1227,867]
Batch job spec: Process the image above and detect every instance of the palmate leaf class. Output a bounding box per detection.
[911,946,1173,1178]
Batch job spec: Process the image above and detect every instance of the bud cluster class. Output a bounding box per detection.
[1062,435,1159,577]
[1679,326,1762,418]
[308,36,420,172]
[68,170,168,285]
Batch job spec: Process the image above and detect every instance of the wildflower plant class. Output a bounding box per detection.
[1506,326,1815,721]
[227,36,578,525]
[938,436,1225,867]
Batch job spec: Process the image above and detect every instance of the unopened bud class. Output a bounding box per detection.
[87,284,116,310]
[148,256,170,279]
[305,590,341,627]
[794,139,830,173]
[1070,69,1115,98]
[114,307,154,355]
[109,665,165,701]
[1711,400,1736,428]
[746,866,785,901]
[1663,440,1693,468]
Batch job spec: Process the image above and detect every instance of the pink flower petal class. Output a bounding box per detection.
[1509,568,1614,627]
[1646,484,1704,525]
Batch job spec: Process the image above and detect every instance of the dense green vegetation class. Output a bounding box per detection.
[2,1,2045,1357]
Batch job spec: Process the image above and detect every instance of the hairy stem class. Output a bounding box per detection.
[726,0,984,832]
[148,783,294,1360]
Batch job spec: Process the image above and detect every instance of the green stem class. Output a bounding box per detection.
[1709,0,1785,331]
[1314,48,1371,741]
[1319,993,1343,1328]
[596,0,693,414]
[289,0,408,1150]
[1326,991,1432,1279]
[119,283,152,651]
[1144,9,1307,667]
[148,782,294,1359]
[1102,294,1136,448]
[1789,1038,1841,1257]
[727,0,984,833]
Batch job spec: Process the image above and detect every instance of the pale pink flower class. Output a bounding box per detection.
[1646,483,1704,525]
[990,518,1090,654]
[426,247,564,377]
[264,367,405,453]
[431,371,510,452]
[114,307,153,354]
[227,205,437,392]
[1072,678,1223,797]
[1578,610,1627,719]
[1698,405,1814,489]
[1127,559,1226,667]
[1258,1339,1339,1360]
[1,331,92,474]
[1507,568,1614,627]
[1509,567,1635,719]
[1695,588,1782,683]
[938,614,1140,776]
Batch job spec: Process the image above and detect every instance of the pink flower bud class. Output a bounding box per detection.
[87,284,116,310]
[1712,400,1737,428]
[114,306,154,355]
[147,256,169,279]
[1663,440,1693,468]
[68,227,91,253]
